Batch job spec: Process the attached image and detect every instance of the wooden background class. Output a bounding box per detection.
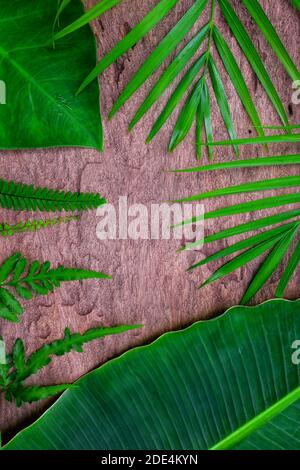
[1,0,300,442]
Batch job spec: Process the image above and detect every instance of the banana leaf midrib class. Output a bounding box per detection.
[210,386,300,450]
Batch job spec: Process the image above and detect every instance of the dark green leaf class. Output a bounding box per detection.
[12,339,26,378]
[14,384,70,407]
[0,253,21,283]
[0,0,102,150]
[0,288,23,319]
[18,324,142,382]
[188,223,297,271]
[208,134,300,146]
[179,208,300,251]
[176,192,300,227]
[0,179,106,212]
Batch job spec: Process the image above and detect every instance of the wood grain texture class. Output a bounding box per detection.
[1,0,300,442]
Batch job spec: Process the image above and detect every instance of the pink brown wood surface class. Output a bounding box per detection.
[1,0,300,441]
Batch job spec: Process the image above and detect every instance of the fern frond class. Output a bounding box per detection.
[0,179,106,212]
[0,253,112,322]
[0,215,79,238]
[2,324,142,405]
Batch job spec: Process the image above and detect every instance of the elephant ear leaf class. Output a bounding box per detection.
[0,0,102,150]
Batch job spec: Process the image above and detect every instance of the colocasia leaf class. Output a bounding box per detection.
[0,0,103,150]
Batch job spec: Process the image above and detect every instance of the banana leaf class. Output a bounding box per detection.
[0,0,102,150]
[3,298,300,450]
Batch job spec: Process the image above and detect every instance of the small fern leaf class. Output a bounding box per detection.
[0,215,79,238]
[16,324,142,383]
[0,287,23,322]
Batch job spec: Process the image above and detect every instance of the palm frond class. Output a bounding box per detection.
[170,154,300,172]
[173,175,300,203]
[74,0,298,157]
[53,0,121,40]
[175,163,300,302]
[275,239,300,297]
[109,0,209,119]
[2,324,141,405]
[54,0,72,28]
[208,133,300,146]
[242,0,300,82]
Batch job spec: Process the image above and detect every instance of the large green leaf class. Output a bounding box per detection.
[0,0,102,150]
[4,298,300,450]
